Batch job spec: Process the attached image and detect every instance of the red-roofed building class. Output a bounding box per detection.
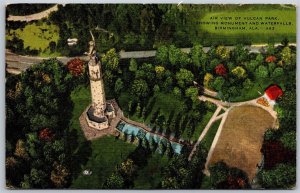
[265,85,283,101]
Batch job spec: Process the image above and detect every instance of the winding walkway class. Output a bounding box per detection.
[7,4,59,22]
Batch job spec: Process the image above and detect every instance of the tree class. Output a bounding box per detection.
[120,159,137,179]
[231,66,246,79]
[175,68,194,88]
[245,60,259,73]
[212,77,225,91]
[49,41,57,52]
[215,64,227,76]
[216,45,230,60]
[280,131,296,151]
[272,67,284,78]
[209,161,250,189]
[265,56,276,63]
[166,141,174,158]
[158,140,167,155]
[67,58,85,76]
[103,172,124,189]
[131,79,149,98]
[129,58,137,72]
[185,87,198,102]
[114,78,124,94]
[155,65,165,79]
[168,45,190,67]
[204,73,214,88]
[280,46,292,65]
[156,45,169,64]
[242,78,253,90]
[255,65,268,79]
[50,162,70,188]
[173,87,181,98]
[153,84,160,93]
[231,44,249,64]
[266,43,275,55]
[191,44,207,69]
[102,48,119,71]
[30,168,48,188]
[258,164,296,189]
[14,139,29,160]
[39,128,54,141]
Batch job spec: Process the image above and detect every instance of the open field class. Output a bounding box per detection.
[6,22,59,53]
[207,105,275,180]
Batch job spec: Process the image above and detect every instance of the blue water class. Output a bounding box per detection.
[117,122,183,154]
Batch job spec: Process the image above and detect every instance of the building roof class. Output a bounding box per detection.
[265,85,283,101]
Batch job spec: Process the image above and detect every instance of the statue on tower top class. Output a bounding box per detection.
[88,30,96,58]
[87,30,101,65]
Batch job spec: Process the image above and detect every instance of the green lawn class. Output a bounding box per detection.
[146,93,186,121]
[6,21,60,55]
[201,119,221,151]
[69,85,136,188]
[134,154,169,189]
[70,136,136,189]
[118,92,186,125]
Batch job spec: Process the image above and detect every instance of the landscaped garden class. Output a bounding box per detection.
[5,4,296,189]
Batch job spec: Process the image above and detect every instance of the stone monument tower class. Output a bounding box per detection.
[85,31,115,130]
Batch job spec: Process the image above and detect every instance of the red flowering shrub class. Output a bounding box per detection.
[67,58,85,76]
[39,128,55,141]
[215,64,227,76]
[261,140,295,170]
[265,56,276,63]
[217,175,248,189]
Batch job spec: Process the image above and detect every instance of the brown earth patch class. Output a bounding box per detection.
[208,105,275,181]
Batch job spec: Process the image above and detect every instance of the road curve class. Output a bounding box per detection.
[7,4,59,22]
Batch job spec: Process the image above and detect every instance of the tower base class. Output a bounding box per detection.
[79,99,122,140]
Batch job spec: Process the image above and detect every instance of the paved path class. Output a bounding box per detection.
[199,95,277,119]
[203,109,230,175]
[188,105,224,160]
[7,4,59,22]
[203,88,218,97]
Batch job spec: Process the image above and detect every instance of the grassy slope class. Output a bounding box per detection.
[6,21,60,55]
[70,136,136,189]
[69,85,136,188]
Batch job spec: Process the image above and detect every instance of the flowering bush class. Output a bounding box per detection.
[265,56,276,63]
[215,64,227,76]
[39,128,55,141]
[67,58,85,76]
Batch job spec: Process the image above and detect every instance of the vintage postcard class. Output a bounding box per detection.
[5,4,296,189]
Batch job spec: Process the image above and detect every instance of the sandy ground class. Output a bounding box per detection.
[207,105,275,181]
